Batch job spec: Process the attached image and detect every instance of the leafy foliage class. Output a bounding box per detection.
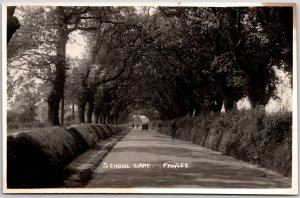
[8,6,293,124]
[8,81,42,123]
[156,109,292,176]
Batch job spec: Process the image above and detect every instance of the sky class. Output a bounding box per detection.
[66,31,87,59]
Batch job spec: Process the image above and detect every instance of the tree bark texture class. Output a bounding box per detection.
[60,94,64,125]
[47,28,68,126]
[78,99,87,123]
[87,99,94,123]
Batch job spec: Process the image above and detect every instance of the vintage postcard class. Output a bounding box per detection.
[2,2,298,194]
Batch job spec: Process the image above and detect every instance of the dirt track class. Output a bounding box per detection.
[86,129,291,188]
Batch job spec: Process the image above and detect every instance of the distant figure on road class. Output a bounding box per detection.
[171,121,177,140]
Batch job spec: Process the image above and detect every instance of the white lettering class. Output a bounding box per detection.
[108,163,131,169]
[103,163,108,168]
[134,163,151,168]
[162,163,189,168]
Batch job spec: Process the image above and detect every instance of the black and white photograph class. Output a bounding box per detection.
[3,3,297,194]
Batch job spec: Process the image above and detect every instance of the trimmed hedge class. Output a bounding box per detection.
[155,109,292,177]
[7,121,46,131]
[7,124,128,188]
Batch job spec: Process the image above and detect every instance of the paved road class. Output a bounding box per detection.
[86,129,291,188]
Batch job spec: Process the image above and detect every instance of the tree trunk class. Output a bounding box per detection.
[60,94,64,125]
[78,99,86,123]
[94,107,100,123]
[210,95,224,113]
[47,99,60,126]
[94,113,100,123]
[224,93,235,112]
[47,27,68,126]
[71,98,75,122]
[215,96,224,113]
[246,71,270,108]
[7,6,20,43]
[87,100,94,123]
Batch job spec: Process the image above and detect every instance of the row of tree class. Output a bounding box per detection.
[7,6,293,125]
[140,7,292,119]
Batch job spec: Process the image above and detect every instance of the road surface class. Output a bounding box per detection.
[86,128,291,188]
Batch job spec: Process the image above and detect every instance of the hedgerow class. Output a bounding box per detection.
[7,124,128,188]
[154,108,292,176]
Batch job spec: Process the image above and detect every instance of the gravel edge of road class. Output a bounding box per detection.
[64,129,130,187]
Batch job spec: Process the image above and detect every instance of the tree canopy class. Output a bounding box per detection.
[7,6,293,125]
